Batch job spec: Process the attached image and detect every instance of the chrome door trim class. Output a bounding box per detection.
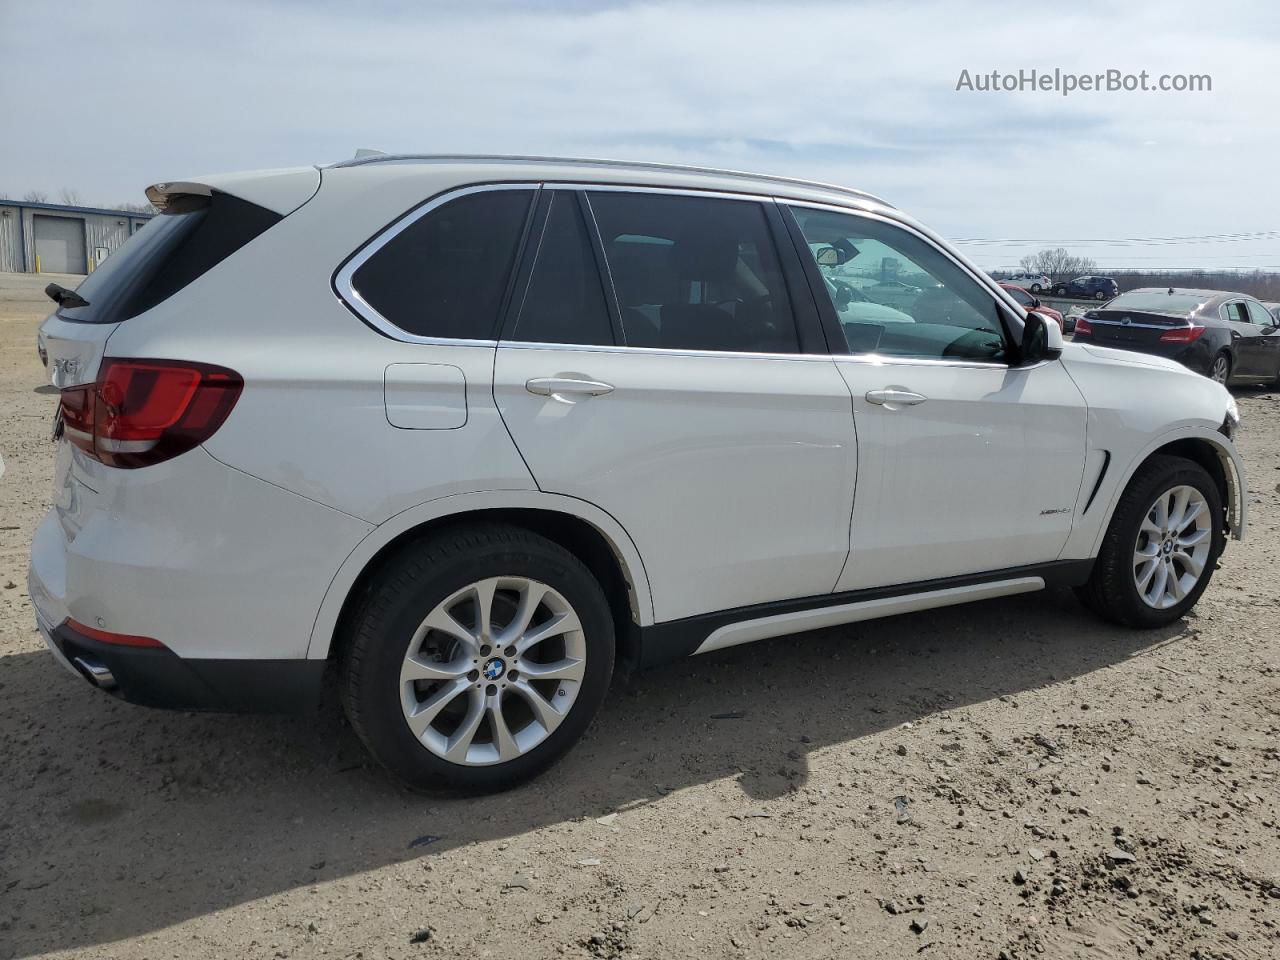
[334,182,540,347]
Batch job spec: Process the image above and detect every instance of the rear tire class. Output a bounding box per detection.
[1209,351,1231,384]
[1075,455,1224,628]
[341,524,615,793]
[1030,283,1042,293]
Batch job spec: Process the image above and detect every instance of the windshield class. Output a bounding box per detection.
[1104,291,1209,315]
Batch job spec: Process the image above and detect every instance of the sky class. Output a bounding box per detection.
[3,0,1279,271]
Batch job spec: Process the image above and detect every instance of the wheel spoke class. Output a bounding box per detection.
[402,654,468,683]
[1175,500,1205,534]
[515,609,582,654]
[1139,515,1162,537]
[1152,495,1169,531]
[472,578,498,643]
[1175,549,1205,579]
[1177,527,1209,548]
[1167,562,1186,601]
[516,656,585,683]
[420,606,479,650]
[443,689,485,762]
[488,700,520,761]
[511,678,565,734]
[1135,557,1159,591]
[1149,561,1169,605]
[496,581,548,646]
[405,678,470,740]
[1167,487,1190,531]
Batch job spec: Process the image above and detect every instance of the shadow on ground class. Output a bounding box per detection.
[0,588,1183,957]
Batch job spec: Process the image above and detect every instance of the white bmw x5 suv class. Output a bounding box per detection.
[30,156,1246,791]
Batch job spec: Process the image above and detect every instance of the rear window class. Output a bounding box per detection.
[1104,291,1208,315]
[349,189,534,340]
[59,192,282,324]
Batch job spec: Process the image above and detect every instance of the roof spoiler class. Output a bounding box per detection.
[145,166,322,217]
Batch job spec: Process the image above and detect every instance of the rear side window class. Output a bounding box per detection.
[350,189,533,340]
[511,192,614,346]
[58,192,282,325]
[588,191,800,354]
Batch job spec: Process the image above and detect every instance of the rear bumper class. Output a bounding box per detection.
[41,617,326,712]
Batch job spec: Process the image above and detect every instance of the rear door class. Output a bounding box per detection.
[493,187,857,623]
[1220,300,1263,377]
[784,202,1087,590]
[1241,300,1280,378]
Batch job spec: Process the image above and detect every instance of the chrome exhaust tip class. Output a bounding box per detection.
[72,655,117,691]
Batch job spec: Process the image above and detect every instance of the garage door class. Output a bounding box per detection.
[33,215,87,274]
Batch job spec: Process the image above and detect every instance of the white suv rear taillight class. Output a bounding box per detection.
[60,358,243,468]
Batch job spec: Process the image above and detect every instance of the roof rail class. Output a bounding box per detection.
[328,153,891,208]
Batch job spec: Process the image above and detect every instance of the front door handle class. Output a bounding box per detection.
[866,388,927,407]
[526,377,615,402]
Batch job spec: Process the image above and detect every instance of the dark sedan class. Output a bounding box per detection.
[1072,287,1280,385]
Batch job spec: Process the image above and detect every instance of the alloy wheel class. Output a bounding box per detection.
[1210,355,1230,383]
[1132,484,1212,609]
[399,577,586,766]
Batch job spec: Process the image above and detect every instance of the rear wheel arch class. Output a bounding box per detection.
[320,503,647,674]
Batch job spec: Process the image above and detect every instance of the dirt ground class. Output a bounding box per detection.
[1,271,1278,960]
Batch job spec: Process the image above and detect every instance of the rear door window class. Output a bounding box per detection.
[510,192,614,346]
[1221,301,1249,323]
[588,191,801,353]
[349,189,534,340]
[56,192,282,325]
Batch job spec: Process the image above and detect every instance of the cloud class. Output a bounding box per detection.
[2,0,1278,267]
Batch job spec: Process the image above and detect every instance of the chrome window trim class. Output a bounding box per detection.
[334,182,540,346]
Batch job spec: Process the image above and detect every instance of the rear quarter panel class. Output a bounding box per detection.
[101,164,538,524]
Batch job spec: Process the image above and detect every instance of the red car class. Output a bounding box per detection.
[1000,283,1065,331]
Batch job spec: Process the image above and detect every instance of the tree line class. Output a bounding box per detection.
[992,247,1280,302]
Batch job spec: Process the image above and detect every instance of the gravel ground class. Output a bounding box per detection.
[1,271,1278,960]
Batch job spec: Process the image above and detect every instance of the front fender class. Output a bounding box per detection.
[1075,425,1246,560]
[305,489,655,659]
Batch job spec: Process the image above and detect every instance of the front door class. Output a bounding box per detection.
[494,188,857,622]
[784,202,1088,591]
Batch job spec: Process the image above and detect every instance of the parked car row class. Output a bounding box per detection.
[1072,287,1280,385]
[999,274,1120,300]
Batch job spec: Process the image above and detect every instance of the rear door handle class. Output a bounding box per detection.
[525,377,615,401]
[866,388,927,407]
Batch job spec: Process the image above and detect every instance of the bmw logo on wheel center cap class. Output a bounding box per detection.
[482,657,506,681]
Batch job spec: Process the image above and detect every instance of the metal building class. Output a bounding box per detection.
[0,200,153,276]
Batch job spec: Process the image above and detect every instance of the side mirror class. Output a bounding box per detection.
[1021,312,1064,365]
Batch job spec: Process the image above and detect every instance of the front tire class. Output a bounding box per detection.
[1030,283,1042,293]
[341,524,615,792]
[1075,455,1224,628]
[1054,285,1068,297]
